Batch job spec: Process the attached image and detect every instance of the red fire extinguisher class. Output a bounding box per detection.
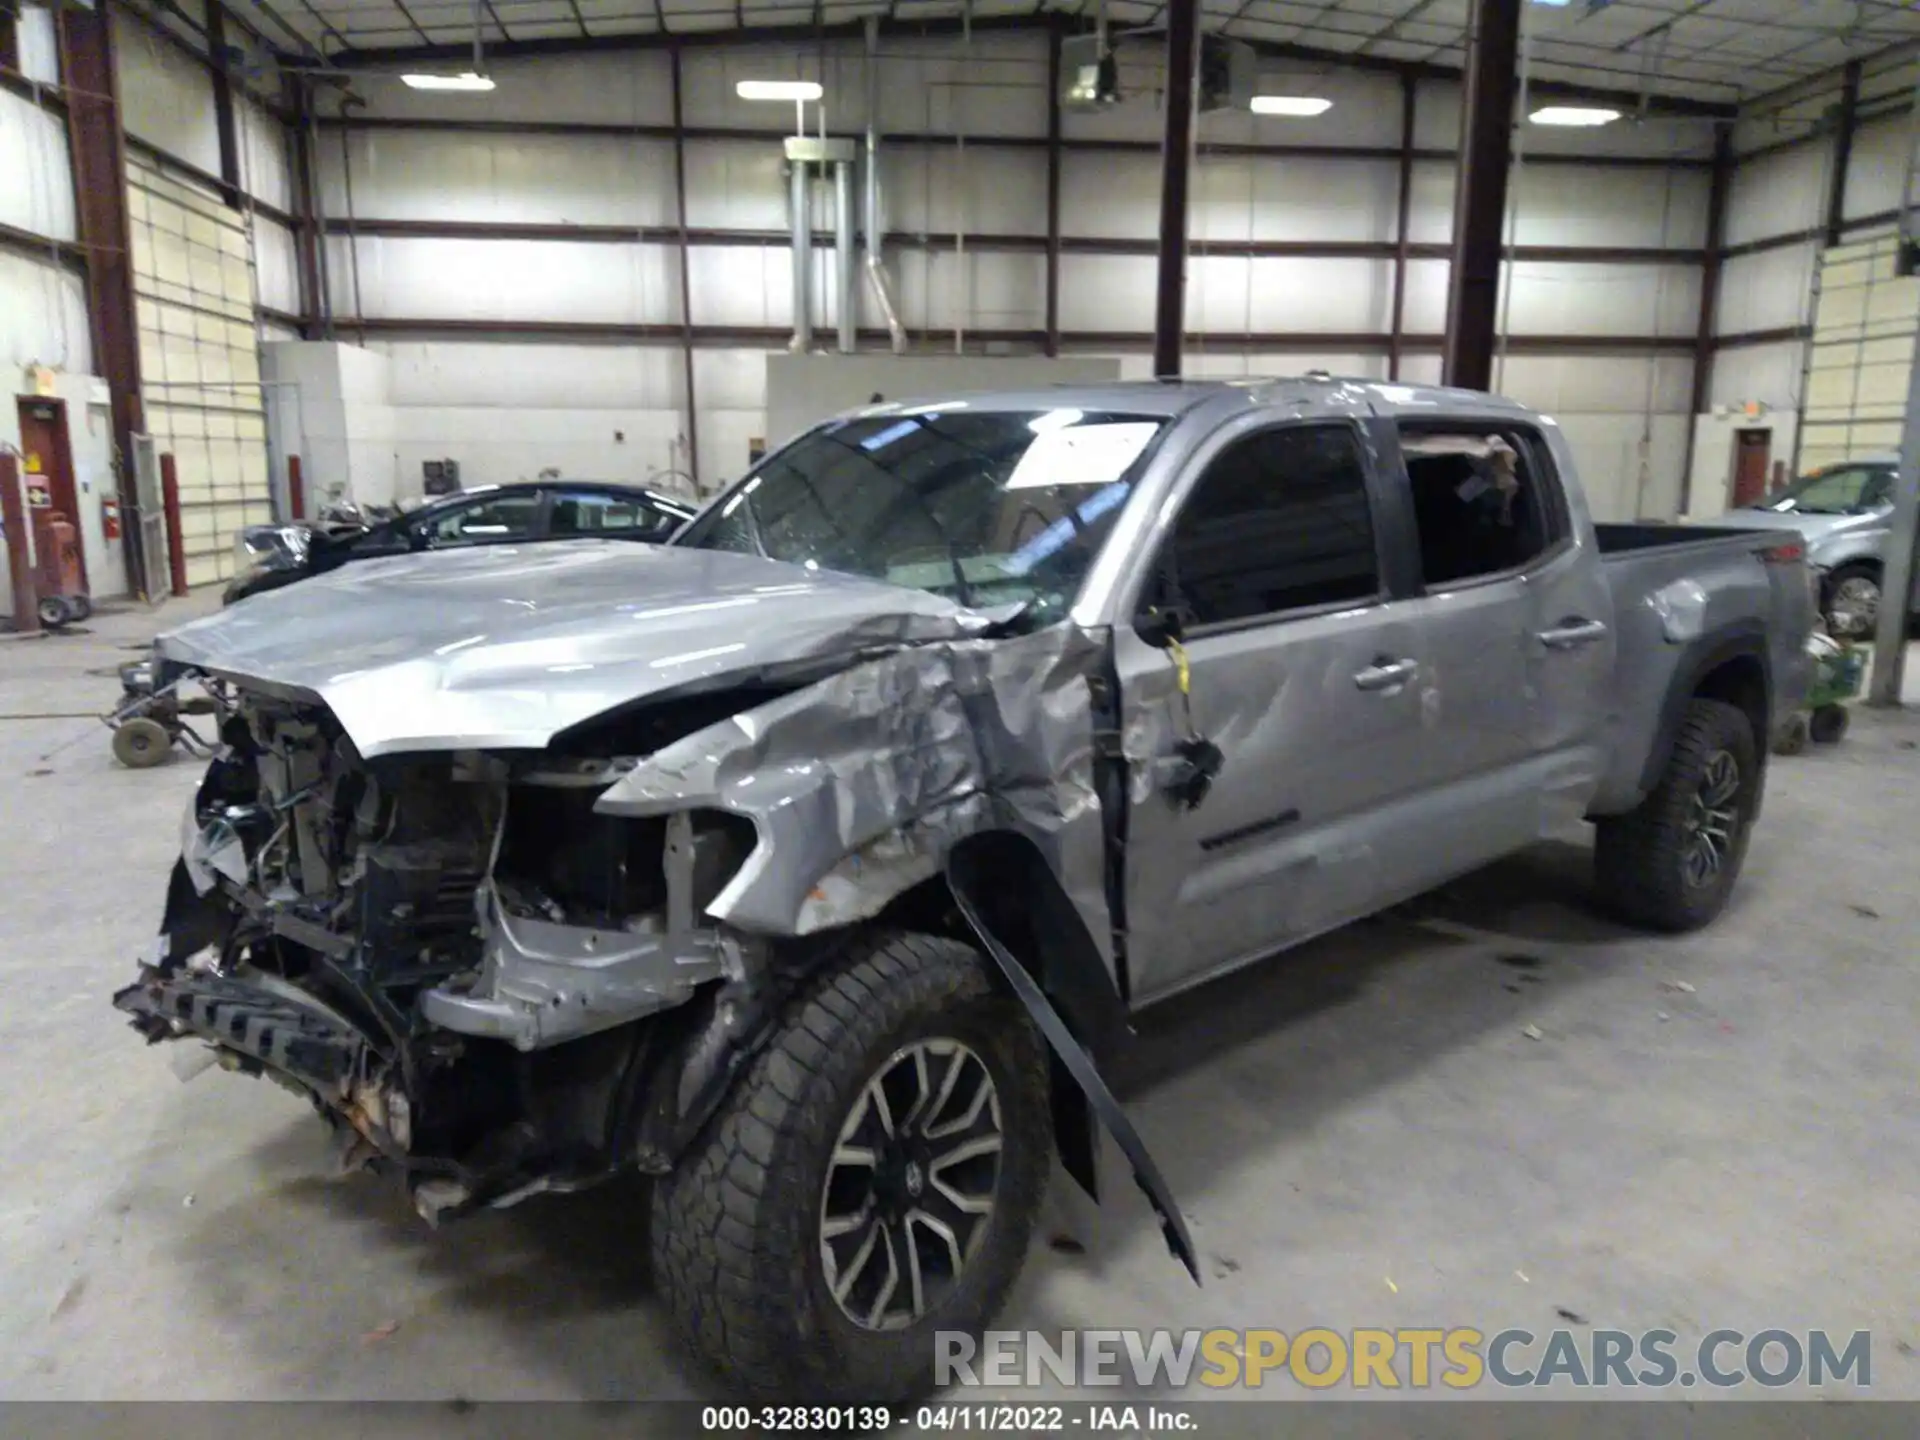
[102,495,122,541]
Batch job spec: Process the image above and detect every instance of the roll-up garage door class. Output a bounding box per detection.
[128,149,273,586]
[1800,229,1919,474]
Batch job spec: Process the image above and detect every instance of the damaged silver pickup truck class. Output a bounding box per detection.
[114,378,1812,1403]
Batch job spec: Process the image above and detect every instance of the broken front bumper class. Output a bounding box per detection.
[113,967,366,1098]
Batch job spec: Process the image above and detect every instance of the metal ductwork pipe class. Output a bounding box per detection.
[863,15,908,354]
[834,160,856,353]
[789,155,811,353]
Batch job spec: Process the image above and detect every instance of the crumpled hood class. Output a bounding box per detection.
[157,540,995,757]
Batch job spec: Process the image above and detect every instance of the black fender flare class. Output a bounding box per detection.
[1636,621,1772,804]
[946,851,1201,1287]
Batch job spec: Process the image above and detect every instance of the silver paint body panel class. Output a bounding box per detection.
[155,378,1811,1014]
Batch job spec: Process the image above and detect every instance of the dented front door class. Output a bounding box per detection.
[1112,416,1432,1006]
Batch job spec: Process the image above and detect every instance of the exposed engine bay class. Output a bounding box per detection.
[111,538,1198,1281]
[115,683,784,1222]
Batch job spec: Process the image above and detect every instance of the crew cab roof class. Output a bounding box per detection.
[833,376,1535,426]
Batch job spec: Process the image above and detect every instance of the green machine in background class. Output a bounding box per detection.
[1777,631,1866,753]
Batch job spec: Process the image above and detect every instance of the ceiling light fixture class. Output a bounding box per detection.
[736,79,824,102]
[400,71,495,91]
[1530,105,1621,126]
[1250,95,1333,117]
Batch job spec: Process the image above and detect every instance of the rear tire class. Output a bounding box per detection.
[1595,698,1757,932]
[1824,563,1881,639]
[651,930,1050,1404]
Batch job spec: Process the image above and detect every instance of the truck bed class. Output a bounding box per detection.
[1593,521,1791,557]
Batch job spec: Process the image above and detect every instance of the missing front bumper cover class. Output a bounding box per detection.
[419,887,727,1051]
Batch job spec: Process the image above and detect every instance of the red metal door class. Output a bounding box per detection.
[15,396,87,586]
[1731,428,1772,508]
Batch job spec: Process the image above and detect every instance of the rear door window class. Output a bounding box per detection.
[1398,425,1563,588]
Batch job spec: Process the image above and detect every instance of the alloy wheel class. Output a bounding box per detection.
[1682,749,1742,889]
[819,1038,1004,1332]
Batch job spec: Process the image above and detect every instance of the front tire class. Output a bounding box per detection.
[1595,698,1758,932]
[651,930,1050,1404]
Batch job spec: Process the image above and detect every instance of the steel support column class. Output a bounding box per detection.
[1825,60,1861,249]
[1045,22,1063,359]
[1152,0,1201,378]
[1441,0,1522,392]
[1389,72,1417,382]
[58,4,149,598]
[285,75,325,337]
[205,2,242,208]
[1866,321,1920,706]
[1679,125,1734,514]
[670,46,701,489]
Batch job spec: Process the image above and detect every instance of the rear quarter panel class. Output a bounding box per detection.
[1589,537,1809,815]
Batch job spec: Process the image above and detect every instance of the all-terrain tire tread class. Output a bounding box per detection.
[651,929,1047,1402]
[1595,697,1754,933]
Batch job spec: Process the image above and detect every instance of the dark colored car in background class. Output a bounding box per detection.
[225,481,697,605]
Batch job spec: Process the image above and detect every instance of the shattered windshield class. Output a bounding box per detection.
[673,408,1166,619]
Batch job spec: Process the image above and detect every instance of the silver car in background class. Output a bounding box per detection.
[1707,455,1903,637]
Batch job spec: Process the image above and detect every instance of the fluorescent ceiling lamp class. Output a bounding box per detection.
[1251,95,1332,117]
[1530,105,1621,126]
[400,71,494,91]
[736,79,824,102]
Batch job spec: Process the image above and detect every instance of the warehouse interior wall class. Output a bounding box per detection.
[7,2,1912,584]
[313,32,1718,518]
[2,0,294,598]
[1704,48,1918,508]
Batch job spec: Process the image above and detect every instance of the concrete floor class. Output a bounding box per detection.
[5,595,1920,1406]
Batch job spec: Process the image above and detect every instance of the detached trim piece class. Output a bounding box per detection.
[947,873,1201,1286]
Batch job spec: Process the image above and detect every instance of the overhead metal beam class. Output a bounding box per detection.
[306,212,1705,266]
[1152,0,1201,378]
[1441,0,1522,392]
[310,110,1714,170]
[58,2,151,599]
[337,316,1699,355]
[1825,59,1862,247]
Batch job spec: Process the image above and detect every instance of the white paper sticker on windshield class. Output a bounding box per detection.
[1005,422,1160,490]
